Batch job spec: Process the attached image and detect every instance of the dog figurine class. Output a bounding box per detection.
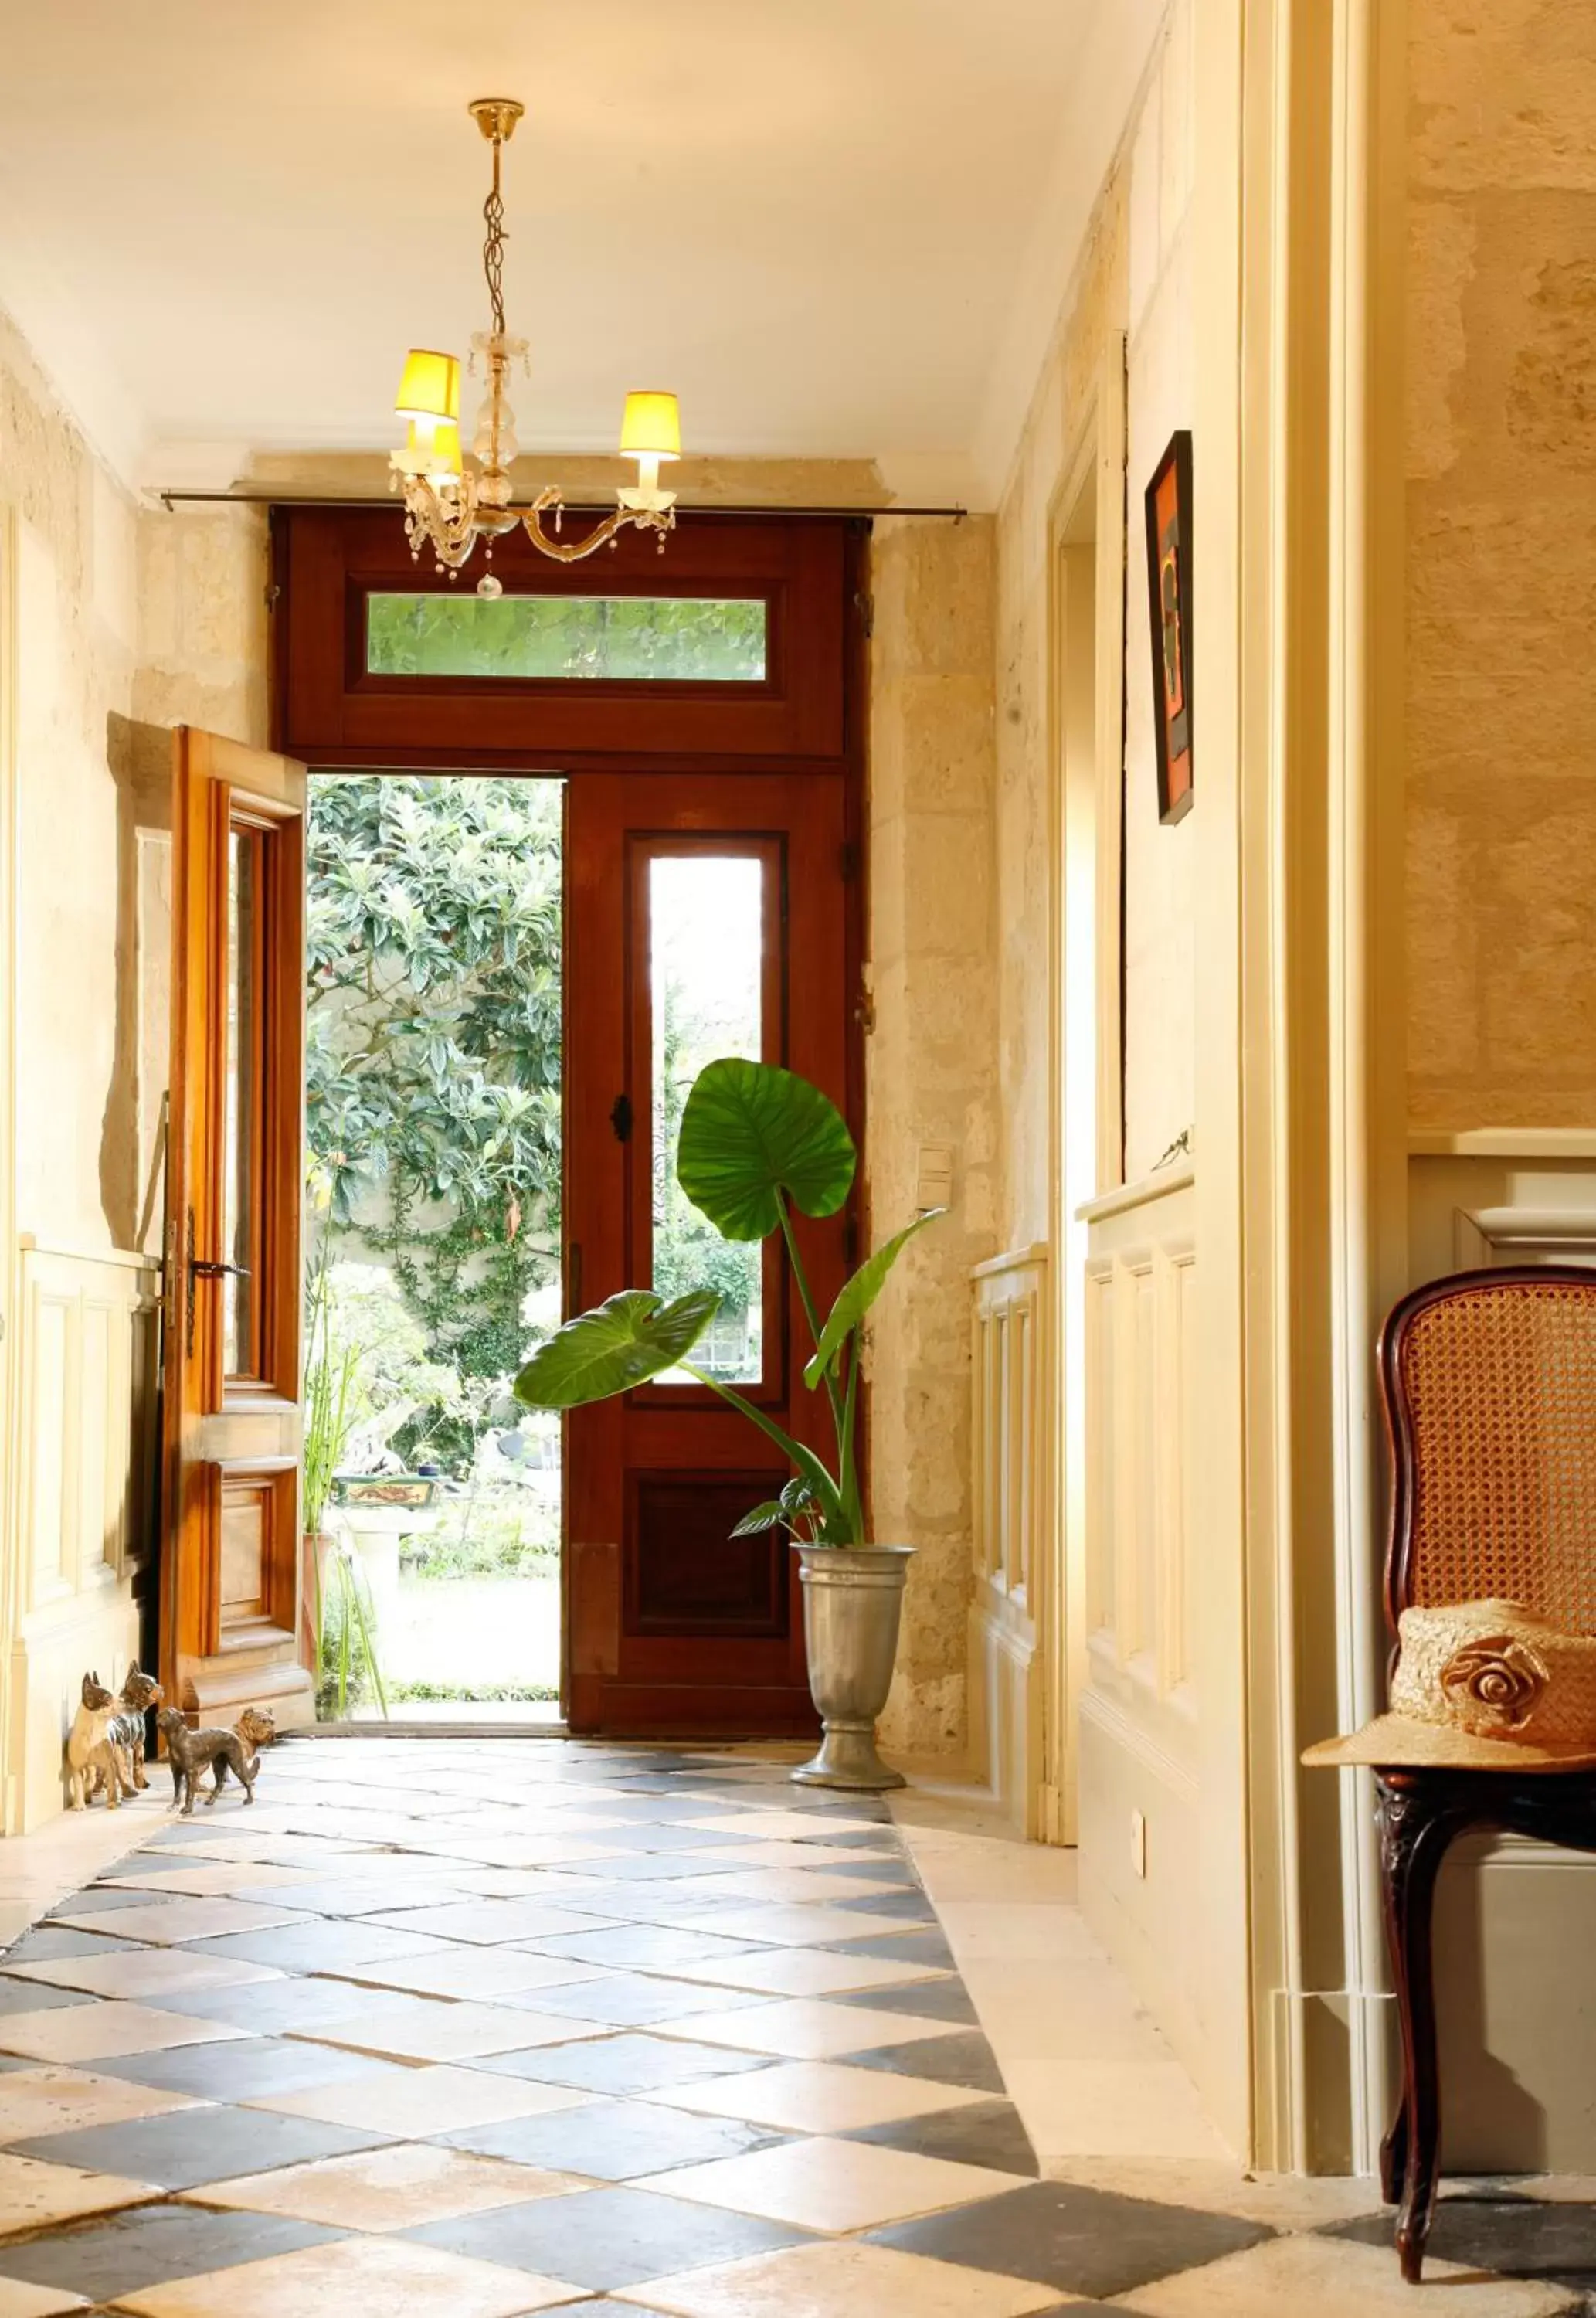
[235,1705,276,1755]
[107,1663,162,1792]
[157,1707,258,1816]
[66,1674,126,1811]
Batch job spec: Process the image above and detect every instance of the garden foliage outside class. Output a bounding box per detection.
[303,774,563,1712]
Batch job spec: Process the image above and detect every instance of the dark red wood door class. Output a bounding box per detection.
[564,772,853,1736]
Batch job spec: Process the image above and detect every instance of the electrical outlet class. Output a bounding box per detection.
[1129,1808,1148,1879]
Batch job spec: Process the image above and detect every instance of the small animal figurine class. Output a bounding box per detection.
[107,1663,162,1792]
[66,1674,126,1811]
[235,1705,276,1755]
[157,1707,258,1816]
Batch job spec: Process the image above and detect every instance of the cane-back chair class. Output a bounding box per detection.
[1374,1265,1596,2279]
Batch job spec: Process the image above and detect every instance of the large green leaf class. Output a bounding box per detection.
[677,1059,855,1242]
[513,1289,719,1409]
[804,1208,946,1390]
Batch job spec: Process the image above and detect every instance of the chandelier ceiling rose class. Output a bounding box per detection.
[390,97,681,589]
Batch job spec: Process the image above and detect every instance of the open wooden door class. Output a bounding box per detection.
[161,729,314,1727]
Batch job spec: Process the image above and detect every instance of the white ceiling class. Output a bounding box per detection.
[0,1,1161,504]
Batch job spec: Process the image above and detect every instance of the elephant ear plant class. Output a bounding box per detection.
[514,1056,942,1788]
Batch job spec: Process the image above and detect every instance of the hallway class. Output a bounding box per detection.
[0,1744,1581,2316]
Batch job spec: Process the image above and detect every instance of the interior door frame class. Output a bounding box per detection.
[270,510,871,1728]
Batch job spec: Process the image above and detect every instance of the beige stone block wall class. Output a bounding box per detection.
[868,514,999,1759]
[1407,0,1596,1128]
[0,311,138,1257]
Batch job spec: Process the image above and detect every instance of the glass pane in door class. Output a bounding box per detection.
[650,854,764,1383]
[222,825,258,1376]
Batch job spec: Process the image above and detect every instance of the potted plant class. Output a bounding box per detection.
[514,1057,939,1789]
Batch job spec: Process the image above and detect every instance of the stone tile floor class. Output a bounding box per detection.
[0,1738,1588,2313]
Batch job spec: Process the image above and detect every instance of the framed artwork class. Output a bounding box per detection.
[1145,430,1194,824]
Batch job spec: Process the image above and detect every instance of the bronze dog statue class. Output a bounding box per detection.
[156,1707,258,1816]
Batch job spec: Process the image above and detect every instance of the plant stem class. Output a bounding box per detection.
[773,1188,850,1490]
[838,1334,862,1539]
[683,1364,851,1541]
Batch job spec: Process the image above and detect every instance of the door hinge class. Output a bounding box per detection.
[840,841,860,884]
[855,984,876,1035]
[610,1093,633,1143]
[854,590,874,640]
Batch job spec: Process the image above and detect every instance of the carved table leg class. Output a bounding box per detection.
[1377,1775,1459,2285]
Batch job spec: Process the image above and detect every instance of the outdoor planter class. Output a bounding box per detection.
[793,1542,913,1789]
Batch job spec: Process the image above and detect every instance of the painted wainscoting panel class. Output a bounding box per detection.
[969,1244,1047,1833]
[1076,1163,1204,2085]
[4,1239,160,1834]
[1408,1144,1596,2170]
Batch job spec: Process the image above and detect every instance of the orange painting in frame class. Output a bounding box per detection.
[1145,430,1194,825]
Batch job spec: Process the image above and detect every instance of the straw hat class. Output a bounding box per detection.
[1303,1599,1596,1771]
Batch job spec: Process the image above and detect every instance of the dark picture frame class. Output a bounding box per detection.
[1145,430,1194,824]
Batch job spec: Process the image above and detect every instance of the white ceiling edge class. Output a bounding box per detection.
[968,0,1166,509]
[0,245,148,491]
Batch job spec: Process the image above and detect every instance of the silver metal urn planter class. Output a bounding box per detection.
[792,1543,914,1790]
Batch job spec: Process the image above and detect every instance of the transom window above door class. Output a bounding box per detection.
[365,591,769,685]
[273,508,852,766]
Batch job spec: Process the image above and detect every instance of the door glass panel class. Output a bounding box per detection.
[366,593,767,682]
[222,825,258,1377]
[650,855,763,1383]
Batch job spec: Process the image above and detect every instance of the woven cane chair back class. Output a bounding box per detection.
[1380,1266,1596,1638]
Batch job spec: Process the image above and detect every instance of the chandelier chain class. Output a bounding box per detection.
[482,133,507,338]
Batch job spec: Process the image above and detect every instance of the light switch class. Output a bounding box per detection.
[916,1142,953,1212]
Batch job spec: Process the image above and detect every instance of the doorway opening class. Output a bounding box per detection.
[302,772,563,1725]
[143,508,863,1741]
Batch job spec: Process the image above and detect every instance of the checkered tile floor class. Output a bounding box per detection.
[0,1742,1588,2315]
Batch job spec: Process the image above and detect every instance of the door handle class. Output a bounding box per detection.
[185,1208,249,1356]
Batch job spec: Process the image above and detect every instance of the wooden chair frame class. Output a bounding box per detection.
[1374,1264,1596,2280]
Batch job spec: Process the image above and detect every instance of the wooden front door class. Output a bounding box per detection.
[564,771,854,1735]
[161,729,314,1728]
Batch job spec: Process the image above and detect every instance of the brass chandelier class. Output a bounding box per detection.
[391,97,681,594]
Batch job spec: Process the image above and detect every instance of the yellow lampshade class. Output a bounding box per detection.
[395,349,460,423]
[620,390,681,461]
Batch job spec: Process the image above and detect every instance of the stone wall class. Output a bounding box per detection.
[868,515,1000,1759]
[1407,0,1596,1129]
[2,308,138,1257]
[0,308,269,1259]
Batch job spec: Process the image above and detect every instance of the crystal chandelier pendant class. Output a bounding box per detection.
[389,99,682,575]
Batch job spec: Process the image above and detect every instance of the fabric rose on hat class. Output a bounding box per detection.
[1439,1636,1548,1734]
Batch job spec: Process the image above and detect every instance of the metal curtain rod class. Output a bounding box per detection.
[155,490,969,520]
